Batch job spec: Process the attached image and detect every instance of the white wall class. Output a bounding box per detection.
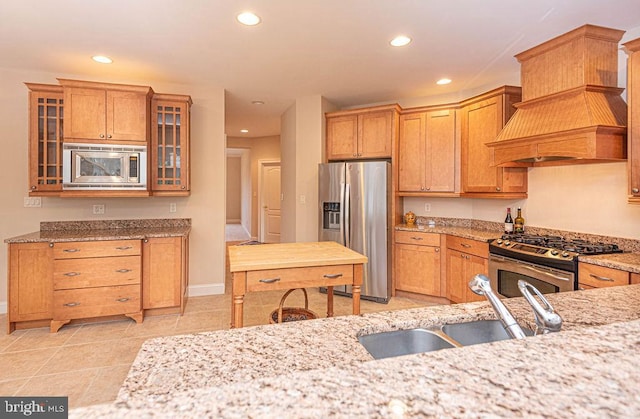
[280,104,297,243]
[0,67,227,309]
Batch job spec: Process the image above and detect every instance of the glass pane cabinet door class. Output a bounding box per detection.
[151,96,191,195]
[28,86,64,193]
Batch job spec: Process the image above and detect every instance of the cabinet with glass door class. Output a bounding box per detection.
[25,83,64,195]
[151,94,192,196]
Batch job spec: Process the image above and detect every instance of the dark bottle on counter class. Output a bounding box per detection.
[504,208,514,233]
[514,207,525,233]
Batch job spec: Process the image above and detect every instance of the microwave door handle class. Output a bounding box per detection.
[521,264,572,282]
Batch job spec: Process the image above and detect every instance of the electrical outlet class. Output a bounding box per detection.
[424,203,431,212]
[169,203,177,213]
[92,204,105,215]
[23,197,42,207]
[300,195,306,204]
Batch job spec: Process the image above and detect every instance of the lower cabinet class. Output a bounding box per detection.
[394,231,443,297]
[578,263,630,290]
[446,236,488,304]
[7,236,189,333]
[142,236,189,314]
[7,242,53,333]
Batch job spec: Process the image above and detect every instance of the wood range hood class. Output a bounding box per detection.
[488,24,628,167]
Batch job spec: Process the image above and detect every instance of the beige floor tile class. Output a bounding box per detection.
[184,295,228,314]
[17,369,99,408]
[65,320,132,345]
[75,365,131,408]
[175,310,228,333]
[0,329,29,353]
[123,315,179,338]
[4,325,79,352]
[0,378,29,396]
[0,348,57,380]
[40,338,146,375]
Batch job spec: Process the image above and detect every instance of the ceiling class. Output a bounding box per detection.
[2,1,640,138]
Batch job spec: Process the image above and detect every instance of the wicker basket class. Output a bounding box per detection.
[269,288,318,324]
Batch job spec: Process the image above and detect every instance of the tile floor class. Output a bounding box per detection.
[0,243,438,409]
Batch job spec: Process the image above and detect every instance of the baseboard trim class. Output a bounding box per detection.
[0,301,6,315]
[188,283,225,297]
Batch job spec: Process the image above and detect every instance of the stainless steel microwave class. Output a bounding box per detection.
[62,143,147,190]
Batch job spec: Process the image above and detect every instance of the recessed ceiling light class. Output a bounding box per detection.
[240,129,249,133]
[92,55,113,64]
[436,78,452,85]
[237,12,261,26]
[390,35,411,47]
[252,100,265,105]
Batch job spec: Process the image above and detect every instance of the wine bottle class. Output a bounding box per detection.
[504,208,514,233]
[514,207,525,233]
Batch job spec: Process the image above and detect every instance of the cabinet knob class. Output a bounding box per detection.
[99,134,105,138]
[496,187,501,192]
[426,187,430,191]
[181,186,186,190]
[31,185,37,190]
[143,239,149,243]
[633,188,639,194]
[353,153,357,157]
[49,243,54,248]
[435,248,440,252]
[107,134,112,139]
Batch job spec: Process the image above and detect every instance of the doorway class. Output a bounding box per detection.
[226,148,251,241]
[258,160,281,243]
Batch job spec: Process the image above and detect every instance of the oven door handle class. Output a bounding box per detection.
[490,256,572,282]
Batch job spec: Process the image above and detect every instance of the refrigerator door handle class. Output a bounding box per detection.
[339,182,346,246]
[344,182,351,248]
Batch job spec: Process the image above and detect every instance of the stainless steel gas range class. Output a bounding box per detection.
[489,234,622,298]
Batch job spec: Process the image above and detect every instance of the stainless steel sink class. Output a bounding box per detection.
[441,319,532,346]
[359,320,533,360]
[358,328,456,359]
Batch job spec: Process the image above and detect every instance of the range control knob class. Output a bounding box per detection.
[496,239,503,245]
[550,249,559,256]
[504,240,511,246]
[561,252,571,258]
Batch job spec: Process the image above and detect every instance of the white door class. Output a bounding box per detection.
[260,162,281,243]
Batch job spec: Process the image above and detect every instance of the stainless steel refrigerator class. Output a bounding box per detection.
[318,161,391,303]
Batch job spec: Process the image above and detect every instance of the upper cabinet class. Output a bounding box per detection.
[151,94,192,196]
[398,105,458,195]
[460,86,527,198]
[326,104,400,160]
[625,37,640,204]
[58,79,152,145]
[25,83,64,195]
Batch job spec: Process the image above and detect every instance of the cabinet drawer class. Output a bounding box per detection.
[53,240,141,259]
[246,265,353,292]
[395,230,440,246]
[578,263,629,288]
[54,256,141,290]
[53,284,140,319]
[446,236,488,258]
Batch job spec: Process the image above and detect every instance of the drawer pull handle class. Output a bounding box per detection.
[63,248,81,253]
[410,237,423,241]
[63,302,80,307]
[116,269,132,273]
[259,278,281,284]
[589,273,614,282]
[115,246,133,251]
[323,273,343,279]
[63,272,81,277]
[116,297,130,303]
[460,243,472,248]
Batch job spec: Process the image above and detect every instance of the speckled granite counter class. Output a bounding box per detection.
[396,224,500,242]
[579,253,640,274]
[71,285,640,418]
[4,218,191,243]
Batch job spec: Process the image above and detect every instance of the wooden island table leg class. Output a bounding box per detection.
[352,263,363,315]
[326,286,334,317]
[231,271,247,328]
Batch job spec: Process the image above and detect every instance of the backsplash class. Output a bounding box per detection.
[414,216,640,253]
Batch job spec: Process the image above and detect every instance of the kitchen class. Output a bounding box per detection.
[2,1,640,417]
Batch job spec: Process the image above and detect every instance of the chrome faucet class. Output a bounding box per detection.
[517,280,563,334]
[468,274,527,339]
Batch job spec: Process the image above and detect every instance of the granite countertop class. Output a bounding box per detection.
[4,218,191,244]
[578,253,640,274]
[396,224,500,242]
[71,285,640,418]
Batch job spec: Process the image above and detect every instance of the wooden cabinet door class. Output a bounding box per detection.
[65,87,106,141]
[465,254,488,302]
[626,38,640,203]
[358,110,393,158]
[107,90,149,142]
[26,84,64,194]
[398,112,426,192]
[142,237,184,310]
[395,243,441,296]
[326,114,358,160]
[446,249,466,303]
[151,95,192,195]
[425,108,456,192]
[8,243,53,326]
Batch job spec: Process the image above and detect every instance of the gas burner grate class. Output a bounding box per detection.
[499,234,621,255]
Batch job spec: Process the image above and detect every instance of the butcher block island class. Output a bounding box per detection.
[228,241,367,328]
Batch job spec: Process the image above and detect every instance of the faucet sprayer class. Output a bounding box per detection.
[517,280,563,334]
